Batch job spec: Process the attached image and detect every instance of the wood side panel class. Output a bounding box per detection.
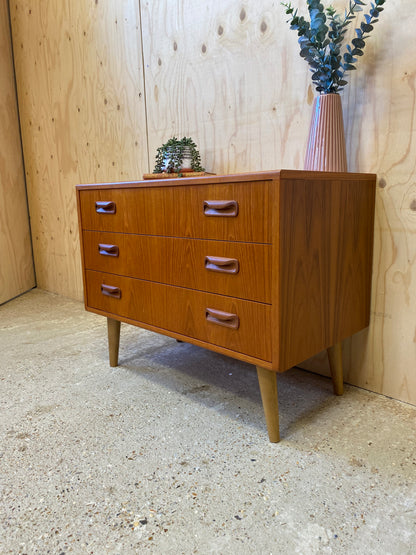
[278,175,376,370]
[85,270,272,362]
[270,175,281,368]
[329,178,376,339]
[278,177,327,369]
[83,231,272,303]
[78,181,272,243]
[10,1,148,300]
[0,0,35,304]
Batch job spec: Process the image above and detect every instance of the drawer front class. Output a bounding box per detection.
[85,270,272,362]
[82,231,272,303]
[78,181,271,243]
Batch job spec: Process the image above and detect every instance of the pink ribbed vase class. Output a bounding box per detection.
[304,93,347,172]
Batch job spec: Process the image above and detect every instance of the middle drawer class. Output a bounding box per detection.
[82,231,271,303]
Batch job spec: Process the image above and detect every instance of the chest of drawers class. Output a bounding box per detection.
[76,170,376,442]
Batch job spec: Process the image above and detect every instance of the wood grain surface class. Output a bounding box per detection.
[85,270,272,362]
[0,0,34,304]
[8,0,416,404]
[140,0,416,403]
[78,180,271,242]
[78,171,375,378]
[10,0,148,300]
[82,231,272,303]
[277,173,376,370]
[292,1,416,404]
[140,0,309,174]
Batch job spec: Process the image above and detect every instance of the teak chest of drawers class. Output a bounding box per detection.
[76,170,376,442]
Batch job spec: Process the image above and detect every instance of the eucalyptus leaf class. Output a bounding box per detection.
[352,37,365,48]
[281,0,387,93]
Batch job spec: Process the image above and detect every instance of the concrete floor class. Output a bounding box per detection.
[0,289,415,554]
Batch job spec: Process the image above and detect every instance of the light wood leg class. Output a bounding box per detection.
[256,366,280,443]
[327,342,343,395]
[107,317,121,367]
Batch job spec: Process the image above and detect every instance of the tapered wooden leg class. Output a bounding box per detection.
[327,342,343,395]
[256,366,280,443]
[107,317,121,367]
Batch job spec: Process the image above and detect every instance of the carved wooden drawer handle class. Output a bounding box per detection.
[95,201,116,214]
[101,284,121,299]
[98,243,119,257]
[203,200,238,217]
[205,307,239,329]
[204,256,239,274]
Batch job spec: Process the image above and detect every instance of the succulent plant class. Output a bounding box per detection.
[153,136,204,176]
[282,0,386,94]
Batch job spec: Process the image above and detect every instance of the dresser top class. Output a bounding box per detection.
[76,169,376,191]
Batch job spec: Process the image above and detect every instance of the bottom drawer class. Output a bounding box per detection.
[85,270,271,362]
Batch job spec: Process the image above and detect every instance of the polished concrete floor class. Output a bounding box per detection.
[1,289,415,554]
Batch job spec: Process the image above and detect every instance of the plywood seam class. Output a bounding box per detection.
[0,286,36,307]
[5,0,36,288]
[138,0,151,174]
[0,0,36,302]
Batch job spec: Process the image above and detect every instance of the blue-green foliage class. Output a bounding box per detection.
[282,0,386,93]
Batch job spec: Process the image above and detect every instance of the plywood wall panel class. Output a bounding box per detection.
[10,0,148,300]
[8,0,416,405]
[141,0,416,405]
[0,0,35,304]
[140,0,310,174]
[301,1,416,405]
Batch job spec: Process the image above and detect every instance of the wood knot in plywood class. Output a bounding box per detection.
[307,85,314,105]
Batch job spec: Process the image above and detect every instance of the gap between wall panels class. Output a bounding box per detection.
[138,0,151,174]
[6,0,37,289]
[0,0,35,305]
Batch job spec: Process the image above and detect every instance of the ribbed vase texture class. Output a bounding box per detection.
[304,93,347,172]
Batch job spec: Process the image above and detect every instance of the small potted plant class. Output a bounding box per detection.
[153,136,205,177]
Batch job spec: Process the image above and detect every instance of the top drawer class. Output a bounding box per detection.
[78,181,272,243]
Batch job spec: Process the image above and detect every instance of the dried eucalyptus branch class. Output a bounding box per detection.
[282,0,386,93]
